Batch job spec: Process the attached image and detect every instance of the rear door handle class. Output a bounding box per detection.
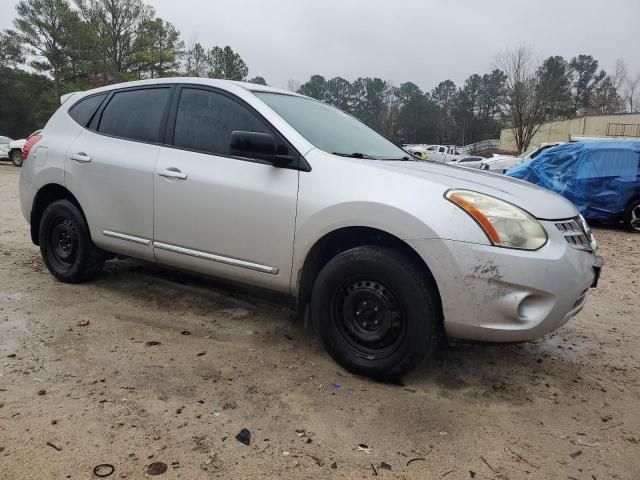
[159,168,187,180]
[70,152,91,163]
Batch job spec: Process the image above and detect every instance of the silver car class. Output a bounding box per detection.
[19,78,602,378]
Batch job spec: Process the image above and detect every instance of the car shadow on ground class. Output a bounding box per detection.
[86,256,581,401]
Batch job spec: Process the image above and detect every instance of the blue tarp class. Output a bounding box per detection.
[507,141,640,221]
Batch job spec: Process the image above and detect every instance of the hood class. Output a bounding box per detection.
[373,160,578,220]
[482,154,515,164]
[9,139,26,149]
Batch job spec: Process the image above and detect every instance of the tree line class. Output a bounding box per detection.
[296,51,639,150]
[1,0,639,151]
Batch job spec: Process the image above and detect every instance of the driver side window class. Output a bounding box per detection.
[173,88,271,157]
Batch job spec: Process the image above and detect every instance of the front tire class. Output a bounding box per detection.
[311,246,442,379]
[624,199,640,233]
[11,150,23,167]
[39,199,104,283]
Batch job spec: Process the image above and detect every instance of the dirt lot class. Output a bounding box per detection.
[0,162,639,480]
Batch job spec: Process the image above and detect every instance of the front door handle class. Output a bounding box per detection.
[159,168,187,180]
[70,152,91,163]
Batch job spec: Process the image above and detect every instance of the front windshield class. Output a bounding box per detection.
[255,92,408,160]
[517,146,537,158]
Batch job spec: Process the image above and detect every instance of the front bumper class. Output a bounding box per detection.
[408,220,599,342]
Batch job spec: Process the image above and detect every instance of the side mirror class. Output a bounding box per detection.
[230,131,295,167]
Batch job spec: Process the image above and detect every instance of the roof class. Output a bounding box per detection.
[573,140,640,150]
[61,77,304,105]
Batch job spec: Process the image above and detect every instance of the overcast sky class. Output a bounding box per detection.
[2,0,639,90]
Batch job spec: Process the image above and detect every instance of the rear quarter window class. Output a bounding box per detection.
[577,149,640,181]
[98,88,171,143]
[68,93,108,126]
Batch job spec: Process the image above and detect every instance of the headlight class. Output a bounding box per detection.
[445,189,547,250]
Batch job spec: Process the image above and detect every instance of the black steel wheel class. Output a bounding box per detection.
[39,199,104,283]
[46,217,79,271]
[332,279,406,361]
[311,245,441,379]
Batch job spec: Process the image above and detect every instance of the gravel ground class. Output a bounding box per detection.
[0,162,638,479]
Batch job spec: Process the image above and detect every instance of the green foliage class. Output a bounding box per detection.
[0,67,57,137]
[0,30,24,68]
[183,42,208,77]
[569,54,606,112]
[207,46,248,81]
[298,75,327,100]
[324,77,351,111]
[248,76,268,86]
[133,18,183,78]
[13,0,79,97]
[75,0,155,82]
[537,56,573,119]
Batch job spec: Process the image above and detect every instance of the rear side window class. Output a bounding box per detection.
[98,88,171,143]
[577,149,640,181]
[68,93,108,126]
[173,88,270,156]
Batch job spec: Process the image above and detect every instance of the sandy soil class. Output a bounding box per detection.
[0,162,638,480]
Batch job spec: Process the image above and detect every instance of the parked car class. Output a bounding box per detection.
[8,130,43,167]
[508,141,640,233]
[20,78,602,378]
[423,144,464,163]
[403,144,429,160]
[481,142,564,174]
[404,144,464,163]
[447,156,485,169]
[0,136,12,160]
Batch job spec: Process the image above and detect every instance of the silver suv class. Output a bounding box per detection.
[20,78,602,378]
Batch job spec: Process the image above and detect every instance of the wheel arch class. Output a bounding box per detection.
[30,183,86,246]
[295,226,442,319]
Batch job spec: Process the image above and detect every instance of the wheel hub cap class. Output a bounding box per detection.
[632,206,640,231]
[335,280,404,354]
[49,218,78,267]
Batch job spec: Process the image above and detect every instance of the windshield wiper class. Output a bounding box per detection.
[379,155,415,161]
[332,152,377,160]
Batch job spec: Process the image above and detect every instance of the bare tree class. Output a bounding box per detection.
[287,79,301,92]
[495,46,546,153]
[183,41,207,77]
[625,74,640,113]
[612,58,627,93]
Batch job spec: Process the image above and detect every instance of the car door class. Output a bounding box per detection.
[153,86,300,292]
[65,86,173,261]
[574,148,640,218]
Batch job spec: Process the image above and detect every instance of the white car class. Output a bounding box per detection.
[404,144,464,163]
[0,136,12,160]
[480,142,564,174]
[20,78,601,378]
[447,156,485,169]
[8,130,42,167]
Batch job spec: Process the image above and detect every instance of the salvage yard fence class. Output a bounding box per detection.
[606,123,640,138]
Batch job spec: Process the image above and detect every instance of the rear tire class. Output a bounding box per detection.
[311,246,441,379]
[39,199,104,283]
[11,150,23,167]
[624,199,640,233]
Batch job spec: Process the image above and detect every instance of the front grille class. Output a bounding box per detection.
[555,218,593,252]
